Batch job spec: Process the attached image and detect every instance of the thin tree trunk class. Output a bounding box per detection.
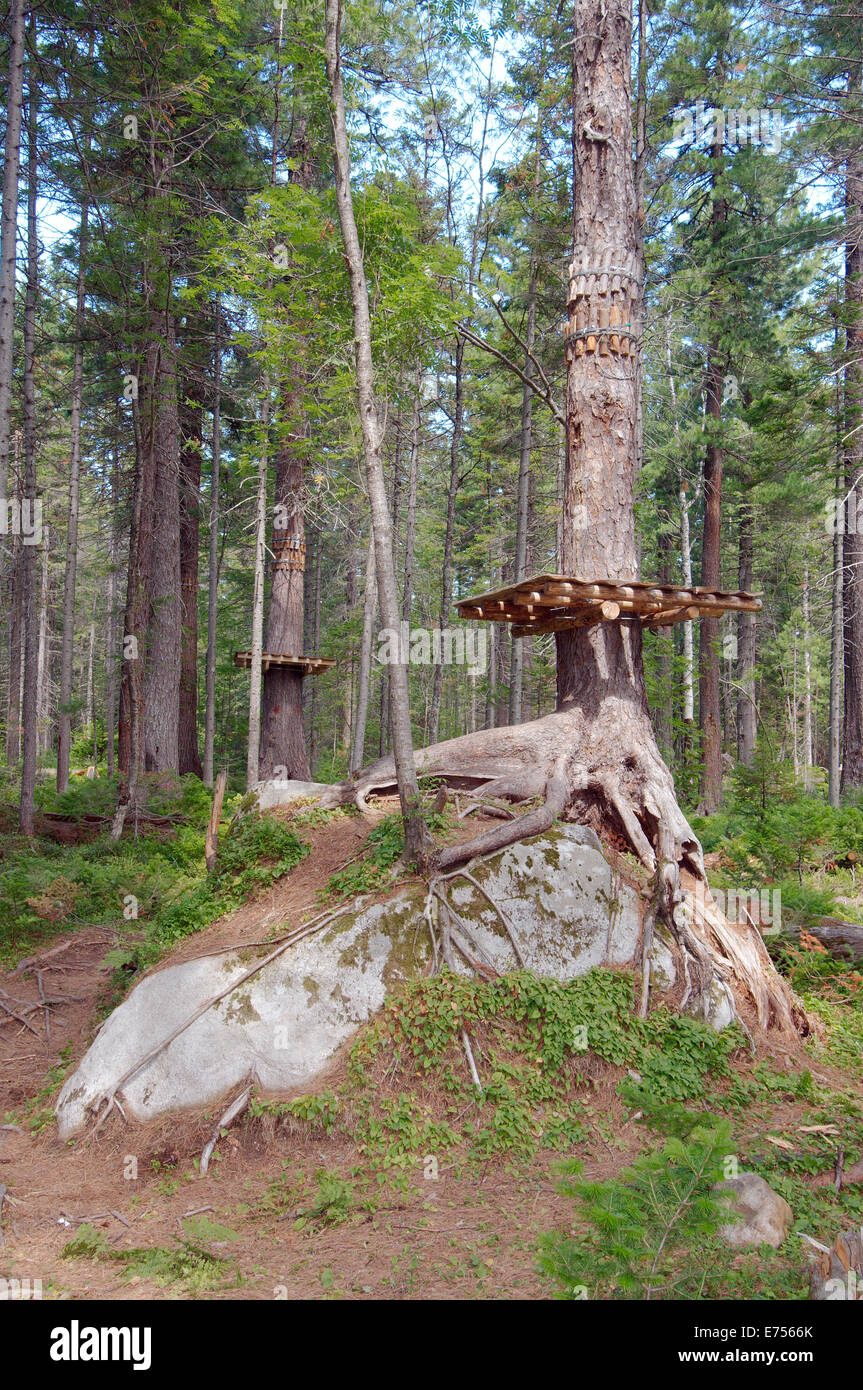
[342,543,357,752]
[429,338,463,744]
[113,398,148,837]
[792,633,800,779]
[19,44,38,834]
[325,0,431,866]
[6,453,22,764]
[380,426,401,756]
[830,438,843,808]
[105,412,120,779]
[842,121,863,790]
[0,0,26,505]
[666,326,696,732]
[484,456,496,729]
[246,382,270,792]
[555,424,565,566]
[203,308,221,787]
[654,537,674,762]
[509,258,537,726]
[57,195,88,791]
[178,374,203,776]
[309,528,322,774]
[802,565,813,789]
[402,389,420,623]
[85,596,96,750]
[36,520,49,755]
[350,531,377,776]
[698,352,725,810]
[697,120,728,812]
[737,499,757,764]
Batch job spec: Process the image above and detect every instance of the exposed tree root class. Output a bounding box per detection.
[320,706,808,1037]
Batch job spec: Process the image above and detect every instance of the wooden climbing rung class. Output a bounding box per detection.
[233,651,337,675]
[455,574,760,636]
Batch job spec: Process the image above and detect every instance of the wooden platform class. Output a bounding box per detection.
[233,651,337,675]
[455,574,761,638]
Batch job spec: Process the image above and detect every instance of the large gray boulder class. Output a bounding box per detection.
[251,779,334,811]
[56,825,647,1137]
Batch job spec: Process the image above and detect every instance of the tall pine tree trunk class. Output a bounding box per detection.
[829,449,843,807]
[203,309,221,787]
[697,121,728,812]
[350,532,377,776]
[258,380,310,780]
[325,0,431,866]
[36,520,49,755]
[509,259,537,726]
[842,132,863,790]
[259,101,313,783]
[737,499,757,764]
[56,198,88,790]
[246,383,270,791]
[19,45,38,834]
[140,322,181,771]
[0,0,25,506]
[429,339,463,744]
[105,416,120,779]
[6,456,22,764]
[178,373,203,776]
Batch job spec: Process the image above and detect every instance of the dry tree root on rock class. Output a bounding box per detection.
[320,705,809,1038]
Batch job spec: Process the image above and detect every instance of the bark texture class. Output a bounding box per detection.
[0,0,25,504]
[19,54,38,834]
[737,500,757,765]
[178,374,203,777]
[842,131,863,789]
[258,381,310,781]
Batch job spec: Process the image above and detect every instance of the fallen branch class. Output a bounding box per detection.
[0,991,40,1037]
[35,968,49,1042]
[460,1029,483,1096]
[14,939,77,973]
[199,1083,252,1175]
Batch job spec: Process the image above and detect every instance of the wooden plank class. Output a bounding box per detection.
[643,605,700,630]
[512,615,601,638]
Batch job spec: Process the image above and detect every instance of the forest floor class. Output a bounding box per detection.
[1,777,863,1300]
